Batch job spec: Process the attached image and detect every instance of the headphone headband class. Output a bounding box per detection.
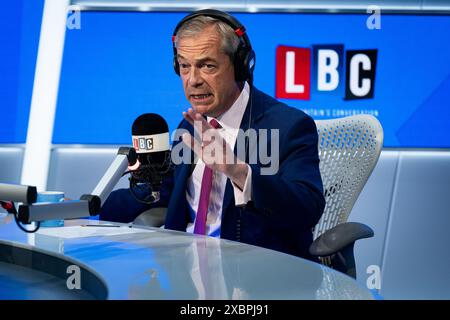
[172,9,255,82]
[172,9,252,50]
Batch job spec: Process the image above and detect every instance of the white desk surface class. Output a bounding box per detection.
[0,215,373,300]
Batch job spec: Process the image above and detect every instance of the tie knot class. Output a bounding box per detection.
[209,119,222,129]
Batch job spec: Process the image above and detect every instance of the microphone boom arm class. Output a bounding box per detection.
[0,183,37,204]
[90,147,137,205]
[16,147,137,224]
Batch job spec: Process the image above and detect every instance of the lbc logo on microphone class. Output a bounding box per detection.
[133,137,154,151]
[275,45,377,100]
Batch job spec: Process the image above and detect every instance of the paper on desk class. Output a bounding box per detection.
[37,225,154,239]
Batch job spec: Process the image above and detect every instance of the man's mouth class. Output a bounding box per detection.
[190,93,213,101]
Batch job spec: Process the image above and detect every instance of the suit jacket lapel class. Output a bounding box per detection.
[221,87,265,216]
[166,122,195,230]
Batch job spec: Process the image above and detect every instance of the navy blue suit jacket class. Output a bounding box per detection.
[100,87,325,261]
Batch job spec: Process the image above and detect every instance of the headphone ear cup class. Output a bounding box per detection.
[234,47,247,82]
[173,55,180,76]
[234,48,255,82]
[246,49,256,78]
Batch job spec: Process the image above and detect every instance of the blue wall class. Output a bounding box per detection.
[53,12,450,147]
[0,0,44,143]
[3,10,450,147]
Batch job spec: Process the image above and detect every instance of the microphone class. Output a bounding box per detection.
[13,114,172,228]
[129,113,172,204]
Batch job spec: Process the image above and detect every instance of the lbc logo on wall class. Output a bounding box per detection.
[276,45,378,100]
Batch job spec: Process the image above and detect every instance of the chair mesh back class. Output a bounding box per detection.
[313,115,383,240]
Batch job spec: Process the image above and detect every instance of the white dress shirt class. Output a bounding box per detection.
[186,82,252,236]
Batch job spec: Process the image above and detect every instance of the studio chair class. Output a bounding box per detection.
[310,114,383,279]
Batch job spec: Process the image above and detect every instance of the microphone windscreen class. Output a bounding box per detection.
[132,113,168,136]
[131,113,170,155]
[129,114,173,201]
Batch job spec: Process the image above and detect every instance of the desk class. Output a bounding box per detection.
[0,215,372,299]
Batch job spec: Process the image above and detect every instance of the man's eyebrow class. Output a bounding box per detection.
[196,57,218,64]
[176,54,218,64]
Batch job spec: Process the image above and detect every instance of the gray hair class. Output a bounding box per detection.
[175,15,240,62]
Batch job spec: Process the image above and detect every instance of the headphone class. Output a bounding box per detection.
[172,9,256,82]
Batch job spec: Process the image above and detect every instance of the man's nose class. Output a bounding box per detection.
[188,67,203,87]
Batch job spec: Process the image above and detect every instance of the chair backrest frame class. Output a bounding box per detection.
[313,114,383,240]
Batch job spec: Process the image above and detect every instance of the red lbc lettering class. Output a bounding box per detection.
[133,138,139,150]
[276,45,310,100]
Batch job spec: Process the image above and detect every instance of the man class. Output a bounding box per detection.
[100,10,325,261]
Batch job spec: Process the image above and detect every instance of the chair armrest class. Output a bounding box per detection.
[133,207,167,228]
[309,222,374,257]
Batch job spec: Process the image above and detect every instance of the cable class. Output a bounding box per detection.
[123,152,172,205]
[128,179,159,205]
[0,200,40,233]
[245,75,254,163]
[14,213,40,233]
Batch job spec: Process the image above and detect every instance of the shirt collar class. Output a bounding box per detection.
[207,82,250,131]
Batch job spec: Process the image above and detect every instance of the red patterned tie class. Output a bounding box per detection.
[194,118,221,235]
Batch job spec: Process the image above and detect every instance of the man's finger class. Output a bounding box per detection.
[182,110,195,126]
[183,109,206,138]
[185,108,214,133]
[192,110,213,132]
